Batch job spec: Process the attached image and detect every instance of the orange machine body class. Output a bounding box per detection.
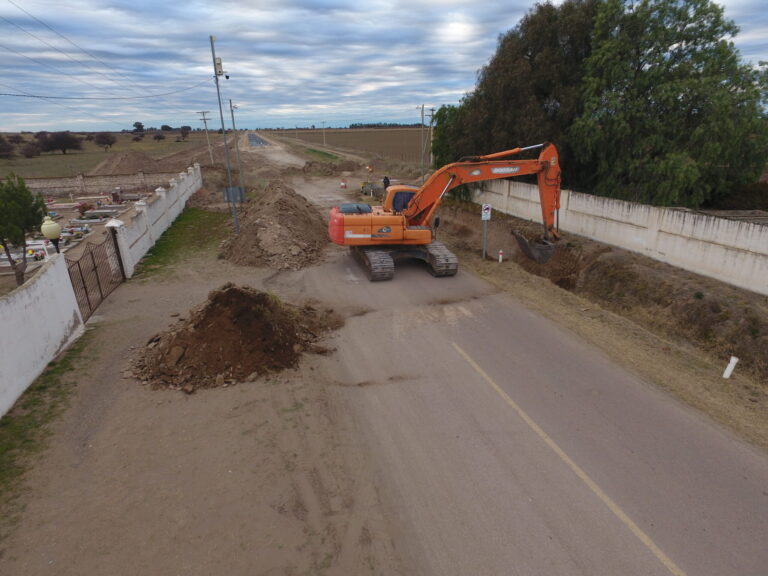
[328,143,561,248]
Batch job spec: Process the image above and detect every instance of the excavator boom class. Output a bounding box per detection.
[402,143,561,238]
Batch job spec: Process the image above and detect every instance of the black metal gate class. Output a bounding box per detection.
[66,230,125,322]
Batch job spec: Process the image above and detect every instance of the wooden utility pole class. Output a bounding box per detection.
[197,110,214,164]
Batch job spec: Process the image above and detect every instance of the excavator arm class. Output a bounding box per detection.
[400,143,561,241]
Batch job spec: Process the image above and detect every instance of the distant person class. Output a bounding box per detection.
[382,176,390,189]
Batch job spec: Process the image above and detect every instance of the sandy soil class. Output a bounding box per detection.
[1,134,766,574]
[1,139,405,575]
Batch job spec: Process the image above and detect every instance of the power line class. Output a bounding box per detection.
[0,42,117,93]
[0,15,131,95]
[2,1,210,122]
[0,78,212,100]
[5,0,151,94]
[0,81,83,114]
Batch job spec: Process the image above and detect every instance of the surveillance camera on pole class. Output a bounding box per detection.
[209,35,239,234]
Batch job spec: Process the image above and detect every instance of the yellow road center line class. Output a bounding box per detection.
[452,342,687,576]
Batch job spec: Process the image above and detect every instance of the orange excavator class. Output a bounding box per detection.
[328,142,561,281]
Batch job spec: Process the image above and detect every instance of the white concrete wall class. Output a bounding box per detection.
[26,170,180,197]
[110,164,202,277]
[0,256,84,417]
[0,164,202,419]
[475,181,768,296]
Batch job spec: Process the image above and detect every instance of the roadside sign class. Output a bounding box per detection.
[481,204,492,221]
[224,186,245,203]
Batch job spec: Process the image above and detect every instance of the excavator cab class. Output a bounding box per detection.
[383,185,419,213]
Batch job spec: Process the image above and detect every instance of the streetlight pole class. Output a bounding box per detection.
[229,99,245,197]
[209,35,239,234]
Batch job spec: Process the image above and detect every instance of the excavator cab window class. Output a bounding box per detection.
[338,203,372,214]
[391,191,415,213]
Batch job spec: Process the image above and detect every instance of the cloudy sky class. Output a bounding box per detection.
[1,0,766,133]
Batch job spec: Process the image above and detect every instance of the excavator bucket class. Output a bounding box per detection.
[512,231,556,264]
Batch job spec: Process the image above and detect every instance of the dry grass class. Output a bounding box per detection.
[0,132,211,179]
[437,203,768,451]
[269,127,424,164]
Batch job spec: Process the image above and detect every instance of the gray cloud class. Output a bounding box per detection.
[0,0,764,132]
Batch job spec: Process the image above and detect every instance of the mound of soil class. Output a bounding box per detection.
[134,284,342,390]
[219,180,329,270]
[301,160,360,176]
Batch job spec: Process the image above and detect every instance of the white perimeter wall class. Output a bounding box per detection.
[0,164,202,418]
[0,256,84,416]
[110,164,201,278]
[475,181,768,296]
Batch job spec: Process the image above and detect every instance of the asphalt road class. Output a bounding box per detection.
[272,250,768,576]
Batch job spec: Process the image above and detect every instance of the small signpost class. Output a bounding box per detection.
[481,204,492,259]
[224,186,245,203]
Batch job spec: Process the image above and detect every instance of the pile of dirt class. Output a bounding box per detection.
[301,159,360,176]
[134,284,342,390]
[219,180,329,270]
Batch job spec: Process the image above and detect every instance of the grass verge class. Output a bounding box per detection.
[134,208,230,276]
[0,330,94,540]
[304,148,339,162]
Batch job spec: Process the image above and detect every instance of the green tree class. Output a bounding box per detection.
[432,105,470,168]
[570,0,768,206]
[0,174,47,286]
[94,132,117,151]
[0,134,15,159]
[42,132,83,155]
[180,125,191,140]
[133,121,145,133]
[439,0,599,183]
[21,142,41,158]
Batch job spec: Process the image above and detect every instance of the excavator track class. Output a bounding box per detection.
[425,241,458,277]
[351,247,395,281]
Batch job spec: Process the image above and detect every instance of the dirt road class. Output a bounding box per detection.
[2,137,767,575]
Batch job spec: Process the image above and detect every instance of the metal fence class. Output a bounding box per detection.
[66,230,125,322]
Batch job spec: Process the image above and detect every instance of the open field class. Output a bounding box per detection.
[1,127,425,181]
[0,131,214,179]
[271,126,426,164]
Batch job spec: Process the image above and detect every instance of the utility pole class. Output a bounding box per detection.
[209,35,239,234]
[321,121,326,146]
[229,99,245,198]
[425,107,435,170]
[197,110,214,164]
[418,104,425,184]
